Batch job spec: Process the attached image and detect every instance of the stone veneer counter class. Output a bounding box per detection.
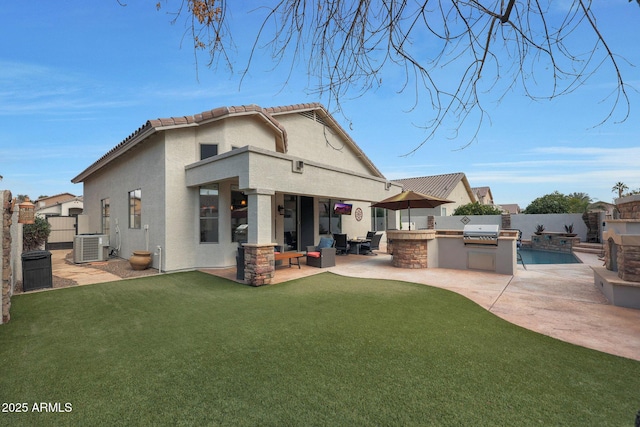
[386,230,435,269]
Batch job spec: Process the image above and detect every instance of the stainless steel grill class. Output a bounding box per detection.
[463,224,499,245]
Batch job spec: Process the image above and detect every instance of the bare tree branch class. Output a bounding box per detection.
[158,0,635,153]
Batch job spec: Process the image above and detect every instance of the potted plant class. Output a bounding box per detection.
[534,224,545,235]
[564,223,577,237]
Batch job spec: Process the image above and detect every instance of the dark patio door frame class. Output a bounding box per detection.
[299,196,315,250]
[282,195,315,251]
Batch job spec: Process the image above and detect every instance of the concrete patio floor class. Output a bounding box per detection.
[202,249,640,362]
[49,247,640,361]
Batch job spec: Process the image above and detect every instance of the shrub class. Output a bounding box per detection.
[453,202,502,215]
[23,216,51,251]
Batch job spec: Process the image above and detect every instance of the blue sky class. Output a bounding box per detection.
[1,1,639,208]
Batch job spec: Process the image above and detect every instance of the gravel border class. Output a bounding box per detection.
[44,253,157,291]
[63,251,159,279]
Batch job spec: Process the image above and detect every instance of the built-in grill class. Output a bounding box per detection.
[463,224,500,245]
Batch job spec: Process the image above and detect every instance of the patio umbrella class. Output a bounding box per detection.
[371,190,454,230]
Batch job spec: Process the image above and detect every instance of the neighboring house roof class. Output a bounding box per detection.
[471,186,494,205]
[72,103,383,183]
[36,193,77,208]
[394,172,476,201]
[500,204,521,214]
[36,196,84,218]
[36,196,83,212]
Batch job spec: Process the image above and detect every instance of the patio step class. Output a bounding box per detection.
[573,242,604,255]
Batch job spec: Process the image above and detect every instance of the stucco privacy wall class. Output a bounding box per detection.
[431,213,589,241]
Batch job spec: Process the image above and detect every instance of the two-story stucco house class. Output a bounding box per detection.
[72,103,402,283]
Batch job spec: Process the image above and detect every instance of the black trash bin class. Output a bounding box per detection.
[236,246,245,281]
[22,250,53,292]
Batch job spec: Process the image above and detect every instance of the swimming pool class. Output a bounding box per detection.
[517,249,581,265]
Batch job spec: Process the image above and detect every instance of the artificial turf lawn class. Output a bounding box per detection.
[1,271,639,426]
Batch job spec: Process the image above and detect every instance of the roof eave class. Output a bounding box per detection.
[71,124,158,183]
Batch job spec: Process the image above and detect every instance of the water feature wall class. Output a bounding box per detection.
[603,195,640,282]
[593,194,640,309]
[530,232,580,253]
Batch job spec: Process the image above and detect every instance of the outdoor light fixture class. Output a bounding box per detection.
[18,197,35,224]
[278,205,285,215]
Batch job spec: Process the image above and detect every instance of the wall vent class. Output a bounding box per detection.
[293,160,304,173]
[299,111,328,127]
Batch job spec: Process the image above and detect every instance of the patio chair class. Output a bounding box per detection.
[306,237,336,268]
[360,233,382,255]
[334,233,350,255]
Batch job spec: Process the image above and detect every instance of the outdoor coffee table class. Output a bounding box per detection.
[274,252,304,269]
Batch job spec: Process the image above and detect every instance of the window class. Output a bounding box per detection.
[200,186,219,243]
[231,188,248,243]
[128,189,141,229]
[371,207,387,231]
[101,198,110,235]
[318,199,342,234]
[200,144,218,160]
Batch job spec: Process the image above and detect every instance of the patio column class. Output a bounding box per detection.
[246,188,275,245]
[244,189,276,286]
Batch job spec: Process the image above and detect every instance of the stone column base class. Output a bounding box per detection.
[392,239,428,269]
[243,244,275,286]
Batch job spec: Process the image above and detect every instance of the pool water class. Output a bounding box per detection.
[517,249,581,265]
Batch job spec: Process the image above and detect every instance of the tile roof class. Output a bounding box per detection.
[394,172,471,200]
[72,103,382,183]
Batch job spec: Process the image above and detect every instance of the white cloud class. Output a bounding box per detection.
[0,60,136,116]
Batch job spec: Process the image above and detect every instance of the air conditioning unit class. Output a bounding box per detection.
[73,234,109,263]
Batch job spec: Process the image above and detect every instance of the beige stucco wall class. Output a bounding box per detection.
[274,114,373,175]
[195,116,278,153]
[186,147,393,201]
[186,147,400,255]
[398,180,474,228]
[80,107,401,272]
[436,235,516,275]
[447,181,475,212]
[341,201,374,239]
[82,133,167,269]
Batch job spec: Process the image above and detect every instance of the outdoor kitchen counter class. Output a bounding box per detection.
[387,229,518,274]
[436,230,518,275]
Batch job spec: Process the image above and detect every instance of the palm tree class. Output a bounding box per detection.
[612,182,628,198]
